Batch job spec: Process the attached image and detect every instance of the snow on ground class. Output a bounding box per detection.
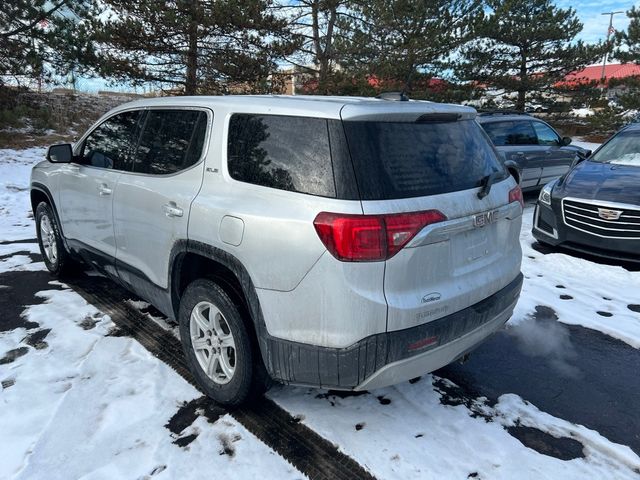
[570,108,594,118]
[268,378,640,480]
[0,286,303,480]
[0,253,45,273]
[572,138,601,153]
[0,148,45,242]
[0,242,44,274]
[3,145,640,479]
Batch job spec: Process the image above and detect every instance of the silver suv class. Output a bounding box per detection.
[31,96,524,405]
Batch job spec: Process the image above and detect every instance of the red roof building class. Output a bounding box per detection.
[560,63,640,87]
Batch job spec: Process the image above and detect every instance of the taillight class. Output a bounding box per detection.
[313,210,447,262]
[509,185,524,207]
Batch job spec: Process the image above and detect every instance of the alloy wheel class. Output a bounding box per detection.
[189,301,237,385]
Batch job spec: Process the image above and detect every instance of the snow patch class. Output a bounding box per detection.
[269,376,640,479]
[0,254,45,273]
[570,108,594,118]
[0,147,45,242]
[0,287,303,479]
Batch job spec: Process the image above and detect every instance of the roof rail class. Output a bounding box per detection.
[477,109,530,116]
[376,91,410,102]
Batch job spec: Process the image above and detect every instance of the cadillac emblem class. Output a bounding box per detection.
[597,208,623,221]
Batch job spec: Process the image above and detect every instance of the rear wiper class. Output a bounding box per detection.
[477,171,503,199]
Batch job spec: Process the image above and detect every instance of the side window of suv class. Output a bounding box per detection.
[481,120,537,146]
[227,114,336,197]
[134,109,208,175]
[532,121,560,146]
[81,110,142,170]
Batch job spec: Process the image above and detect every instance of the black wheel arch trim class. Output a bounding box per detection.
[170,239,276,376]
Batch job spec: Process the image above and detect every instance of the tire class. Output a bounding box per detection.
[35,201,74,276]
[179,278,264,406]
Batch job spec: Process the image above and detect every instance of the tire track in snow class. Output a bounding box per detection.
[64,273,376,480]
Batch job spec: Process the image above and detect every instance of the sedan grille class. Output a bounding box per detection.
[562,199,640,239]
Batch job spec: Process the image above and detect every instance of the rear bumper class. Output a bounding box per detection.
[262,273,523,390]
[356,300,515,390]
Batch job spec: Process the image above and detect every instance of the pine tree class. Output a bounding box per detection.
[284,0,348,94]
[335,0,480,95]
[605,8,640,111]
[88,0,298,95]
[456,0,602,111]
[615,7,640,63]
[0,0,93,88]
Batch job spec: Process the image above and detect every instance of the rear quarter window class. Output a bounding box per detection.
[134,109,208,175]
[480,120,537,146]
[342,119,506,200]
[227,114,336,197]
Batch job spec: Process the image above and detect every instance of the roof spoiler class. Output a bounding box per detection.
[416,113,461,123]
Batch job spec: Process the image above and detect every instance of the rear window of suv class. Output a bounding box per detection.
[227,114,336,197]
[342,119,506,200]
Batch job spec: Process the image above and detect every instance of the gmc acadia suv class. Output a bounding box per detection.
[31,96,524,405]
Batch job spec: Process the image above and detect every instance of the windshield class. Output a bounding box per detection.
[590,130,640,167]
[342,119,506,200]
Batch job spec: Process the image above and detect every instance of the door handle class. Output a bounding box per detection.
[163,202,183,218]
[98,183,112,196]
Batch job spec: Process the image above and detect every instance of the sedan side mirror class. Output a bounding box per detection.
[47,143,73,163]
[561,136,572,146]
[571,151,588,169]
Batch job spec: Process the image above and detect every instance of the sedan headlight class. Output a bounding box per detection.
[538,180,557,206]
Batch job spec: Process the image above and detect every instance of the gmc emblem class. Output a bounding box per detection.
[474,210,498,228]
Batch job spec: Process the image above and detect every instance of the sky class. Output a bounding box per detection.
[79,1,640,93]
[563,1,637,45]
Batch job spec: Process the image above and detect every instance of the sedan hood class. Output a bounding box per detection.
[557,160,640,205]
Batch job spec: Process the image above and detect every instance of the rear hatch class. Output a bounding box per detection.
[340,102,523,333]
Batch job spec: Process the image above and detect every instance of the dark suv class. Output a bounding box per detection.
[477,112,589,191]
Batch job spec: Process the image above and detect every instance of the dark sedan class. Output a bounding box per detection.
[532,124,640,263]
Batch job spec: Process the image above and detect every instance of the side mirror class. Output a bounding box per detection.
[561,136,572,146]
[571,151,589,169]
[47,143,73,163]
